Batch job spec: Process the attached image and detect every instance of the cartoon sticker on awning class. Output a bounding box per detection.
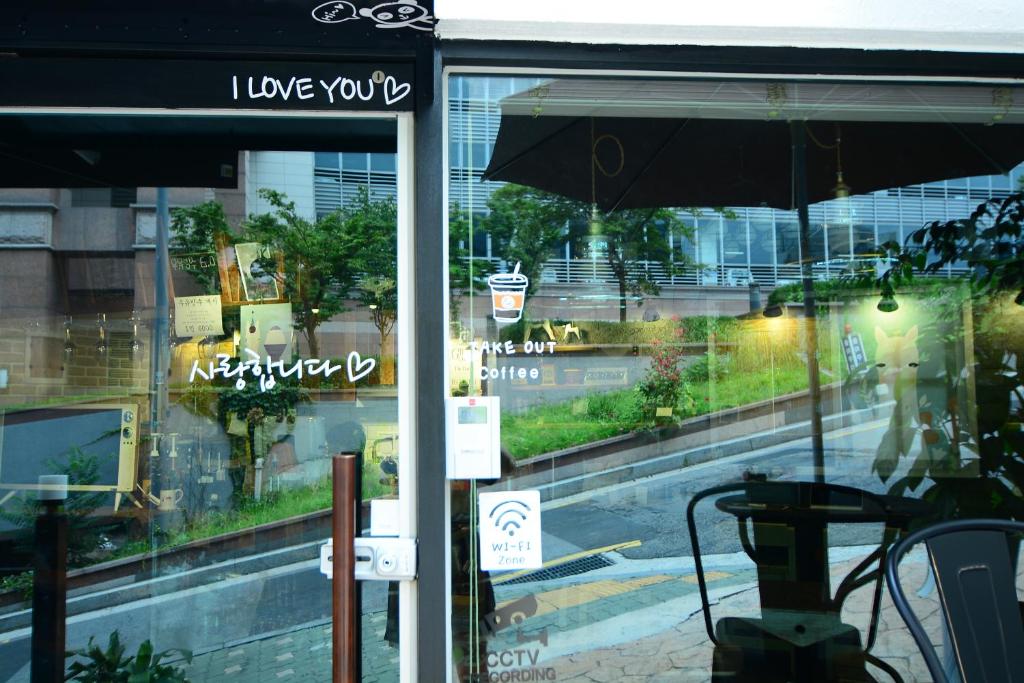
[311,1,435,31]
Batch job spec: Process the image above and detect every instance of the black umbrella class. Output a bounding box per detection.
[483,115,1024,213]
[482,87,1024,481]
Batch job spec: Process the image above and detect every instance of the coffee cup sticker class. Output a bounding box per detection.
[488,262,528,324]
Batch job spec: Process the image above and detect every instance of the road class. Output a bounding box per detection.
[539,416,898,562]
[0,416,898,681]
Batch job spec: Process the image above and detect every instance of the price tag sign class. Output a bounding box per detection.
[174,295,224,338]
[479,490,543,571]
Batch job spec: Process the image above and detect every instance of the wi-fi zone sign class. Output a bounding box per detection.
[479,490,543,571]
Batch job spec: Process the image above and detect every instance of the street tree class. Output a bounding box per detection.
[242,188,358,358]
[448,203,493,325]
[581,206,695,322]
[483,184,579,315]
[344,188,400,384]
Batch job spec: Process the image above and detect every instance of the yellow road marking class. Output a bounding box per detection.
[503,574,675,618]
[495,570,735,619]
[682,570,731,584]
[824,419,889,441]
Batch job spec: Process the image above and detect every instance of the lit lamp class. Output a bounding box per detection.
[763,303,784,318]
[877,283,899,313]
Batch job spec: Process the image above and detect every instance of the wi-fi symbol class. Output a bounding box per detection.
[489,499,531,538]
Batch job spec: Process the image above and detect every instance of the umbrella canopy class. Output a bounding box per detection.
[480,78,1024,482]
[482,79,1024,212]
[484,115,1024,212]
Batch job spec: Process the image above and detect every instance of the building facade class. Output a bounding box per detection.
[0,2,1022,682]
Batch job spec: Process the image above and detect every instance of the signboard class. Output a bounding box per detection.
[174,295,224,338]
[0,59,417,112]
[0,1,434,52]
[479,490,543,571]
[841,332,868,371]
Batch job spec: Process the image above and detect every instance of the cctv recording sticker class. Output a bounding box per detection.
[479,490,543,571]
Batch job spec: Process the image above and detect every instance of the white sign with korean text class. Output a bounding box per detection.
[479,490,542,571]
[174,295,224,338]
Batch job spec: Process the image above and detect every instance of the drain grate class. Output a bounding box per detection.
[500,553,614,585]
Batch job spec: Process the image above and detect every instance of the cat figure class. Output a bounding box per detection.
[874,325,921,456]
[358,1,434,31]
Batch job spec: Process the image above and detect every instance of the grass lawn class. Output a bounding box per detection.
[502,364,822,460]
[500,392,641,460]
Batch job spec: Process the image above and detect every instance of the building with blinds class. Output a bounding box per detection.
[293,75,1024,297]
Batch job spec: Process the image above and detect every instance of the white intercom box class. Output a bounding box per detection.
[445,396,501,479]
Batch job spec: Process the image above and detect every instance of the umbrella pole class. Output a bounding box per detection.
[791,122,827,482]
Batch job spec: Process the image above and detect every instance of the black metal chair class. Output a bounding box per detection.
[687,481,906,682]
[885,518,1024,683]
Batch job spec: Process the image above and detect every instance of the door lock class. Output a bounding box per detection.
[320,537,417,581]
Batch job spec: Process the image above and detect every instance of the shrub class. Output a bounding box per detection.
[681,316,740,343]
[684,352,731,384]
[65,631,192,682]
[637,336,693,421]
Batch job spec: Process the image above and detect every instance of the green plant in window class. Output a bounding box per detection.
[858,192,1024,522]
[342,187,401,384]
[65,631,192,682]
[0,448,112,568]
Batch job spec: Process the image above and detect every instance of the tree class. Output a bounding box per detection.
[483,184,580,310]
[342,188,400,384]
[485,184,696,322]
[579,206,694,322]
[242,189,359,358]
[448,203,493,325]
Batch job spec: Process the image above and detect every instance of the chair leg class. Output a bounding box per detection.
[865,653,904,683]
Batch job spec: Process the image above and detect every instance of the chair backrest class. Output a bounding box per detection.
[885,518,1024,683]
[686,480,894,646]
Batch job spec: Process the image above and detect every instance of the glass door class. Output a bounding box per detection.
[445,73,1024,682]
[0,111,416,682]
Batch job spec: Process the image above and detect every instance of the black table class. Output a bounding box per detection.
[715,485,933,614]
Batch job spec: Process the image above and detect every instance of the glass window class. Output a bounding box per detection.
[721,219,748,266]
[0,116,403,682]
[370,153,396,173]
[446,73,1024,683]
[314,151,339,169]
[342,152,368,171]
[748,220,774,266]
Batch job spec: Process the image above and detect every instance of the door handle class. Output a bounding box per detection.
[320,537,417,581]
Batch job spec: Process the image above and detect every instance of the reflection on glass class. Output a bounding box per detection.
[0,131,400,681]
[447,74,1024,682]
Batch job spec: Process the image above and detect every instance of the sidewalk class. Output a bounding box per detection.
[181,611,399,683]
[177,548,937,682]
[480,547,936,682]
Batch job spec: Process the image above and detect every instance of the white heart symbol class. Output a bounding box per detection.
[383,75,411,105]
[347,351,376,383]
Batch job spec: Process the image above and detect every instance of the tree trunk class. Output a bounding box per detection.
[380,331,395,385]
[305,318,320,359]
[617,276,628,323]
